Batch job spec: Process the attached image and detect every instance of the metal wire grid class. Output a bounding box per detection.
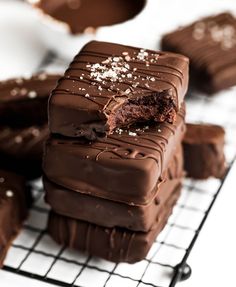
[1,85,236,287]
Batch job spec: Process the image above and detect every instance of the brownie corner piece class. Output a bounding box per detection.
[183,123,226,179]
[0,170,28,267]
[161,13,236,94]
[49,41,189,139]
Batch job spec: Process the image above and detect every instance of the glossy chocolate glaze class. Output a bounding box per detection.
[0,125,48,178]
[49,41,189,139]
[48,183,181,263]
[44,107,185,205]
[34,0,146,34]
[162,13,236,94]
[44,144,183,232]
[0,170,28,267]
[183,123,226,179]
[0,74,60,127]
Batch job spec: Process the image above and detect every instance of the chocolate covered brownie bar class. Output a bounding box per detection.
[44,107,185,205]
[49,41,189,139]
[48,183,181,263]
[44,145,183,232]
[183,123,226,179]
[162,13,236,94]
[0,74,60,127]
[0,170,28,267]
[0,124,48,178]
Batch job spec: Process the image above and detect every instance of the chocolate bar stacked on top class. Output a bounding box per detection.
[43,41,189,263]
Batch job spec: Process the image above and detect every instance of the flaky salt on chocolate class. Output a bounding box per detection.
[49,41,189,139]
[0,125,48,179]
[0,170,28,267]
[183,123,226,179]
[162,13,236,94]
[0,74,60,127]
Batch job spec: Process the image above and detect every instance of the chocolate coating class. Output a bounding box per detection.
[0,170,28,267]
[183,123,226,179]
[0,125,48,178]
[162,13,236,94]
[44,144,183,232]
[44,107,185,205]
[48,183,181,263]
[0,74,60,127]
[49,41,189,139]
[34,0,146,34]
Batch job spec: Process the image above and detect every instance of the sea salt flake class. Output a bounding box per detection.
[38,73,47,81]
[116,128,123,135]
[10,88,19,96]
[14,136,23,144]
[129,131,137,137]
[28,91,37,99]
[113,57,120,62]
[6,190,14,197]
[20,88,28,95]
[31,128,40,137]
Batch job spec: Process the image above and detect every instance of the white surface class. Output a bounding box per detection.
[0,0,236,286]
[0,0,47,80]
[180,162,236,287]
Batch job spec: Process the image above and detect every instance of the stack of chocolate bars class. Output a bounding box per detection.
[43,41,189,263]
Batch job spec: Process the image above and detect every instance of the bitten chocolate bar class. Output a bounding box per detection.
[0,170,28,267]
[0,74,60,127]
[162,13,236,94]
[44,145,183,232]
[44,107,185,205]
[183,123,226,179]
[49,41,189,139]
[48,183,181,263]
[0,125,48,179]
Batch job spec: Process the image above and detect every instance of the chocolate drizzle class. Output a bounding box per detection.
[47,183,182,263]
[49,41,188,138]
[0,125,48,158]
[53,42,188,109]
[0,74,60,127]
[44,107,185,205]
[44,144,183,232]
[162,13,236,93]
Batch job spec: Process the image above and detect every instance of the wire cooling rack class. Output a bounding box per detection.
[2,87,236,287]
[2,47,236,286]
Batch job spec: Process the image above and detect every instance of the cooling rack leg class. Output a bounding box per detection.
[178,264,192,281]
[170,263,192,287]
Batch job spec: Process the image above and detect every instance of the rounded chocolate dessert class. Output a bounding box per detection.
[30,0,146,34]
